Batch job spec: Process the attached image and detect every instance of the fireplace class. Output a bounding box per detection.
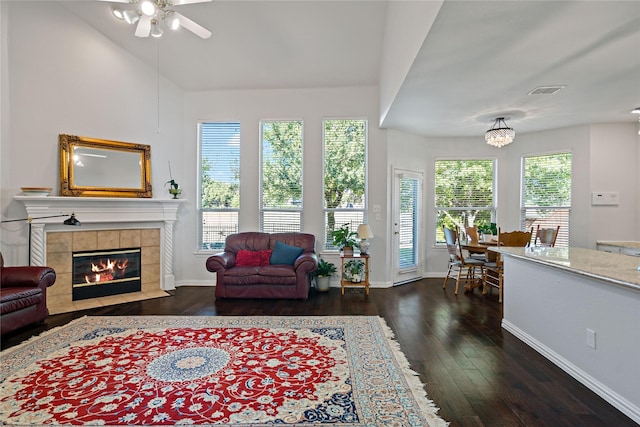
[72,248,142,301]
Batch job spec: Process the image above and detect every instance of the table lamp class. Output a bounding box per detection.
[357,223,373,255]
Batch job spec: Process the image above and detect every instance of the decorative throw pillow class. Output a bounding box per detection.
[269,240,304,265]
[236,250,272,267]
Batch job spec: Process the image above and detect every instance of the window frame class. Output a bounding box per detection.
[322,118,368,251]
[197,121,241,251]
[520,151,572,247]
[434,158,497,245]
[259,119,304,233]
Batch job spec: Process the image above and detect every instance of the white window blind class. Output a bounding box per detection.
[323,119,367,250]
[399,176,419,268]
[521,152,572,246]
[260,120,303,233]
[199,122,240,250]
[435,159,495,243]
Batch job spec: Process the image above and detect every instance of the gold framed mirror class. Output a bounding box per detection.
[59,134,152,198]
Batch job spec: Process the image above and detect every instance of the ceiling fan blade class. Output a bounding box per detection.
[172,0,212,5]
[135,16,152,37]
[174,12,211,39]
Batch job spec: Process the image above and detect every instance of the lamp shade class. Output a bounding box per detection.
[357,224,373,239]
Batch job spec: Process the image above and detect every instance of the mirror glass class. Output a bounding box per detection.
[59,134,152,198]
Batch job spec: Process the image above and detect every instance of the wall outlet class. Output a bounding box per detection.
[586,329,596,349]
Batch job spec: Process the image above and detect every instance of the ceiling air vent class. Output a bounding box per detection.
[528,86,565,95]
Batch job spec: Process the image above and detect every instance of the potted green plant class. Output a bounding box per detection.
[165,179,181,199]
[331,223,359,255]
[343,259,365,283]
[313,258,337,292]
[477,222,497,241]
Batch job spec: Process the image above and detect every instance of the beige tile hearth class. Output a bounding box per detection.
[48,290,171,315]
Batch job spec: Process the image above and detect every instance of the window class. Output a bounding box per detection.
[435,159,495,243]
[521,152,571,246]
[323,119,367,250]
[260,120,303,233]
[198,122,240,250]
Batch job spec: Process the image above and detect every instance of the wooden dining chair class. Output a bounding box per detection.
[535,225,560,247]
[443,226,485,295]
[482,228,532,303]
[464,226,486,260]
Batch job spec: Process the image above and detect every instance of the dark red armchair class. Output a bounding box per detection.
[1,252,56,335]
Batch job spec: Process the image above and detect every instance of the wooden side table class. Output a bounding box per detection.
[340,254,370,295]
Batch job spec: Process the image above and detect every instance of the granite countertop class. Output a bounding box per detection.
[492,246,640,291]
[596,241,640,249]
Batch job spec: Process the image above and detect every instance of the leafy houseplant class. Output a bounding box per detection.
[165,179,181,199]
[316,259,337,277]
[343,259,365,283]
[477,222,497,242]
[477,222,497,235]
[314,258,337,292]
[331,223,359,254]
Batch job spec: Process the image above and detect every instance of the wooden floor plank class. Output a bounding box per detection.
[1,279,635,426]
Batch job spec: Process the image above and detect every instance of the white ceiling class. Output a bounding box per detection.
[59,0,640,138]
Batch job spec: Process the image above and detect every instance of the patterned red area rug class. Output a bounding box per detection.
[0,316,448,426]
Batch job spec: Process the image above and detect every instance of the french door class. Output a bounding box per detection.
[392,169,423,285]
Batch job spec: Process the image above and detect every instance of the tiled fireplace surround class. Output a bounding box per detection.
[16,196,184,314]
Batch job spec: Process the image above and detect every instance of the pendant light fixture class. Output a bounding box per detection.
[485,117,515,148]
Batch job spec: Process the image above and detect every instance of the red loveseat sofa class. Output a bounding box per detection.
[206,232,318,299]
[1,252,56,335]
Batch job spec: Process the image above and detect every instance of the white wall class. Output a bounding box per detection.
[0,2,184,263]
[589,123,639,244]
[180,86,389,286]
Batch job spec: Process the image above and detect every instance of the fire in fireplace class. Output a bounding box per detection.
[72,248,142,301]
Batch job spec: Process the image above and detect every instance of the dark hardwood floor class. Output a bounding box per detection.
[1,279,635,426]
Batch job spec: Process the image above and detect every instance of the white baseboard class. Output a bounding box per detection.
[175,280,215,287]
[502,320,640,424]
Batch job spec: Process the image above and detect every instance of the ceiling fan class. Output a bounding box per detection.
[100,0,212,39]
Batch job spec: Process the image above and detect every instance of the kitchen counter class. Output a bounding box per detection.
[492,246,640,291]
[496,246,640,423]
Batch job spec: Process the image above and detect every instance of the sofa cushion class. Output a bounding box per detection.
[270,240,304,265]
[236,250,272,267]
[0,288,42,315]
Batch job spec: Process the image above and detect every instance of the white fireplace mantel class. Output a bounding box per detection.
[15,196,185,290]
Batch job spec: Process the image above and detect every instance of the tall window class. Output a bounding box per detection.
[435,159,495,243]
[199,122,240,250]
[323,119,367,250]
[260,120,303,233]
[521,152,572,246]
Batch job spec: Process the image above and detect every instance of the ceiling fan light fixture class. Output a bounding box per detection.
[122,9,140,25]
[164,10,180,31]
[485,117,515,148]
[140,1,156,17]
[631,107,640,114]
[168,15,180,31]
[111,7,124,20]
[150,19,164,38]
